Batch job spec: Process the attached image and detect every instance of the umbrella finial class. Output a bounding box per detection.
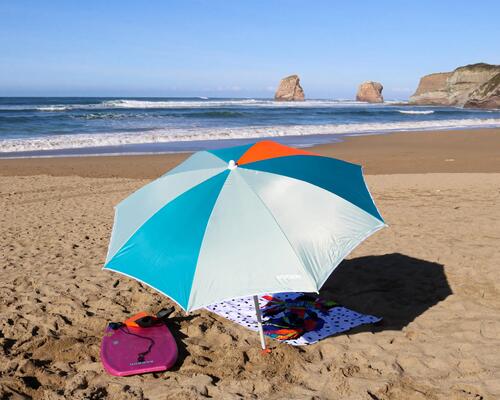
[228,160,238,170]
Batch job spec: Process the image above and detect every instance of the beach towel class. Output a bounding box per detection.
[206,292,381,346]
[261,293,337,340]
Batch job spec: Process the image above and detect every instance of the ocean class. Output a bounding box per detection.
[1,97,499,157]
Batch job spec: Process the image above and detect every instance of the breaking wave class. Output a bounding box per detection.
[398,110,435,115]
[2,118,500,153]
[0,99,389,112]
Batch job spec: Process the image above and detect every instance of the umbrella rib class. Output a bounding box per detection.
[240,157,383,223]
[240,164,385,224]
[102,265,190,312]
[113,166,225,209]
[105,168,227,266]
[160,151,228,178]
[236,171,319,293]
[236,168,387,290]
[315,223,386,290]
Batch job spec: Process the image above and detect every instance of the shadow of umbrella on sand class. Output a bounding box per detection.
[321,253,452,332]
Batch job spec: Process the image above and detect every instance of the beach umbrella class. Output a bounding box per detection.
[104,140,385,349]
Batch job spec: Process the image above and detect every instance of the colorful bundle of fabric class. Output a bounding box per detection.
[261,294,339,341]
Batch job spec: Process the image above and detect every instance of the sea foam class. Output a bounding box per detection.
[1,117,499,153]
[14,99,375,111]
[398,110,435,115]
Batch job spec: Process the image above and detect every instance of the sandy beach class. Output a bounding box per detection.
[1,128,500,399]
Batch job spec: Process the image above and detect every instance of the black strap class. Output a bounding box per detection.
[108,308,175,363]
[118,325,155,362]
[156,307,174,321]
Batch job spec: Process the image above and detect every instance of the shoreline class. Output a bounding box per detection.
[2,122,500,159]
[1,127,499,177]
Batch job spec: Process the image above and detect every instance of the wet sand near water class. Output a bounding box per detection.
[1,128,499,178]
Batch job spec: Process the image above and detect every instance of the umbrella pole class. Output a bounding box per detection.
[253,295,267,350]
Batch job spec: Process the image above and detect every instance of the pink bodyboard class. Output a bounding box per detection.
[101,324,178,376]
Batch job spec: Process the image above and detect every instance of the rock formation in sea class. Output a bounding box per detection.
[356,81,384,103]
[409,63,500,108]
[275,75,305,101]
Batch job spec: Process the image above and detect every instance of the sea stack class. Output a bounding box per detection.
[409,63,500,108]
[274,75,305,101]
[356,81,384,103]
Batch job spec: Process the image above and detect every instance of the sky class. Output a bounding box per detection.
[1,1,499,99]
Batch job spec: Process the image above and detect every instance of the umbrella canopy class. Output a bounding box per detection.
[104,141,385,312]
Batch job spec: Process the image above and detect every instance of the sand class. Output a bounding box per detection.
[1,129,500,399]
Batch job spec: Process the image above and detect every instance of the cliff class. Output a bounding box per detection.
[410,72,452,105]
[464,72,500,109]
[409,63,500,108]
